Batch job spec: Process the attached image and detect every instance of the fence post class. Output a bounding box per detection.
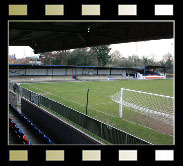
[49,98,50,110]
[39,95,41,106]
[38,95,40,106]
[30,91,31,101]
[86,88,90,115]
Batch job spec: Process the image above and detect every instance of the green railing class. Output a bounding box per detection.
[9,81,152,145]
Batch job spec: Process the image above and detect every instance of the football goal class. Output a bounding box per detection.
[110,88,174,126]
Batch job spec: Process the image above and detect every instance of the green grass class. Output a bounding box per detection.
[21,79,174,145]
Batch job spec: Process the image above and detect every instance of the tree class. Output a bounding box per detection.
[110,50,121,60]
[142,56,148,66]
[68,48,89,66]
[108,50,122,67]
[90,45,111,66]
[53,50,69,65]
[161,53,174,73]
[129,55,141,67]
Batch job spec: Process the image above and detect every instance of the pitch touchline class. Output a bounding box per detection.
[28,85,127,119]
[30,85,86,107]
[27,85,173,136]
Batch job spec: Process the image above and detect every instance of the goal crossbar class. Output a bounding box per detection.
[124,88,174,99]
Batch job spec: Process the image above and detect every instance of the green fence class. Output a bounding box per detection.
[9,82,152,145]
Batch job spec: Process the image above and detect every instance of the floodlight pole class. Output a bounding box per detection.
[86,88,90,115]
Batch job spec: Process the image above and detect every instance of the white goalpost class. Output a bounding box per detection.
[110,88,174,126]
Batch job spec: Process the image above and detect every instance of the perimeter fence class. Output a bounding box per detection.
[9,81,152,145]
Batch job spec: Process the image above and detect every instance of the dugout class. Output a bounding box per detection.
[133,65,167,79]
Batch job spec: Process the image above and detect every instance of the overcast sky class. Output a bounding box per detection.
[110,39,174,61]
[9,38,174,61]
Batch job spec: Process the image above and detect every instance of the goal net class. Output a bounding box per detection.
[110,88,174,126]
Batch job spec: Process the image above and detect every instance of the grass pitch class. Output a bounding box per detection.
[21,79,174,144]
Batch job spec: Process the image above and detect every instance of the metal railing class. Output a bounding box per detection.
[9,81,152,145]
